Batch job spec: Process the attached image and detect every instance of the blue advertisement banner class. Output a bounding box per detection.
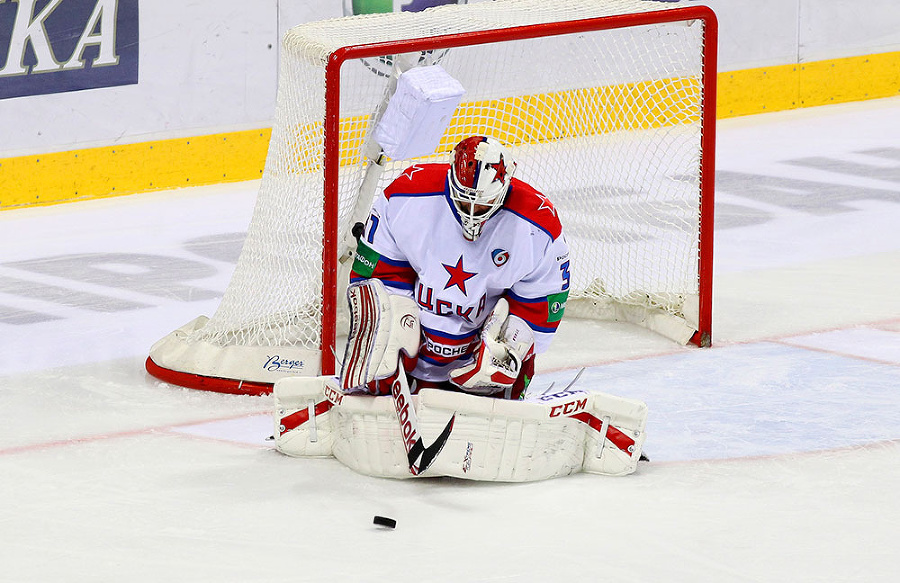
[0,0,139,100]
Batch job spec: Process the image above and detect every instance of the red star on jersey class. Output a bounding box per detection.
[487,155,508,184]
[442,256,477,295]
[535,191,557,216]
[400,165,424,181]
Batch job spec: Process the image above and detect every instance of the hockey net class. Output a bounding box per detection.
[147,0,717,395]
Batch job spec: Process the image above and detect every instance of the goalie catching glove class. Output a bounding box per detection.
[449,298,535,398]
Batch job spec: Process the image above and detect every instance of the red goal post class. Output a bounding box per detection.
[147,0,718,395]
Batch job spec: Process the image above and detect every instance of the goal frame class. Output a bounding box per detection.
[319,6,718,376]
[145,4,718,395]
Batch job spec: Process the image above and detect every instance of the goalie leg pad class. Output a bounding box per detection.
[342,279,420,393]
[273,375,416,477]
[531,387,648,475]
[274,377,647,479]
[578,391,648,476]
[330,392,417,479]
[418,389,585,481]
[274,376,342,458]
[421,388,648,480]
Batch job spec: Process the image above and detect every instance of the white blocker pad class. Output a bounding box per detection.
[342,279,420,391]
[274,377,648,480]
[373,64,466,160]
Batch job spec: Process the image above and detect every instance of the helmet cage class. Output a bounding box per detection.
[447,137,516,241]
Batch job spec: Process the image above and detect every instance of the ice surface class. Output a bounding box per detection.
[1,98,899,581]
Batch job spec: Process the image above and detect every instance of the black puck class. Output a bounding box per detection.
[373,515,397,529]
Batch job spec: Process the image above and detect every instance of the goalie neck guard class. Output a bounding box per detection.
[448,136,517,241]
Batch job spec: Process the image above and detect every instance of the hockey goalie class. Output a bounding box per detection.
[274,131,648,481]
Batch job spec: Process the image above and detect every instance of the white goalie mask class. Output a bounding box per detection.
[448,136,517,241]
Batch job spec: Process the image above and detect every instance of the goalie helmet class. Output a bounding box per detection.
[448,136,517,241]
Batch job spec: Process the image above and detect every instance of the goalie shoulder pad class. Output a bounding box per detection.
[503,181,563,241]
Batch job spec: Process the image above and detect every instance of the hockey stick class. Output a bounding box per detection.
[338,57,408,267]
[342,279,454,475]
[340,54,465,266]
[387,367,455,475]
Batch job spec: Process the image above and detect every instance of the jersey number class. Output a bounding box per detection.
[366,214,380,244]
[560,261,570,291]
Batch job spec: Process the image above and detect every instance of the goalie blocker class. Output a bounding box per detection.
[274,376,648,481]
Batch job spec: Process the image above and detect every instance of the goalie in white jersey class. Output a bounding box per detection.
[348,136,570,400]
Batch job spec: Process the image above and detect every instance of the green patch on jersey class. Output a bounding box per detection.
[352,240,380,279]
[547,291,569,323]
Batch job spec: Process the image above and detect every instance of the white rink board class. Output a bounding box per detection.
[3,0,900,156]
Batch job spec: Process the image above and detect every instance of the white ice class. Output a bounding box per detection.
[1,98,899,582]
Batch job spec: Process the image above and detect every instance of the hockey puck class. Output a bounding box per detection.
[373,515,397,529]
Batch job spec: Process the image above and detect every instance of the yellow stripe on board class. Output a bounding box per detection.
[0,129,271,209]
[2,50,898,210]
[800,52,900,108]
[717,50,900,118]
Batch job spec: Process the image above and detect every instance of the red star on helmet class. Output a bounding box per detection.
[487,155,508,184]
[442,256,477,295]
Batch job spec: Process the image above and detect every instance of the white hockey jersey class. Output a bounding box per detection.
[351,163,570,383]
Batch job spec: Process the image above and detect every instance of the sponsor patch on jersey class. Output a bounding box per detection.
[491,249,509,267]
[547,291,569,323]
[507,290,569,332]
[351,241,380,279]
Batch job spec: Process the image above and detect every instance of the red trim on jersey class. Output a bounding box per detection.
[506,294,561,332]
[422,327,479,346]
[384,163,449,199]
[350,260,417,289]
[502,180,563,240]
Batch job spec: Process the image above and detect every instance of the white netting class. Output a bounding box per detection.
[150,0,713,385]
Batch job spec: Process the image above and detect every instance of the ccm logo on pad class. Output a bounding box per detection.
[549,398,588,417]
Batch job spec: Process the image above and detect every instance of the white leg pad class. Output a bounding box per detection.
[534,389,649,477]
[419,389,585,481]
[581,392,648,477]
[421,388,648,479]
[330,394,415,479]
[274,375,416,478]
[274,376,342,458]
[274,382,648,480]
